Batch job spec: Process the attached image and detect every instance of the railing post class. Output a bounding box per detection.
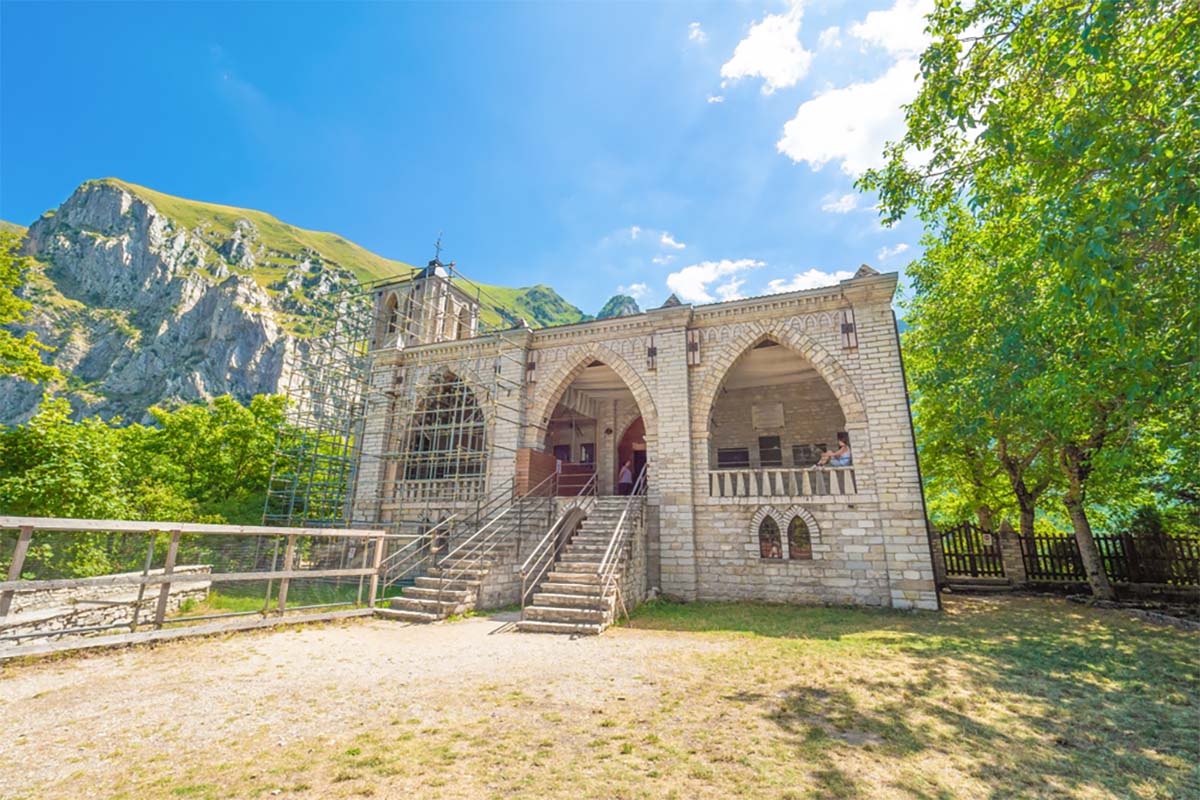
[0,524,34,619]
[277,534,298,614]
[368,535,383,608]
[130,532,158,632]
[153,529,181,629]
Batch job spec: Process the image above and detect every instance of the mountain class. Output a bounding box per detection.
[595,294,641,319]
[0,220,27,235]
[2,179,588,424]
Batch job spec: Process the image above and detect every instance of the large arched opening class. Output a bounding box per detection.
[538,360,651,496]
[707,338,853,497]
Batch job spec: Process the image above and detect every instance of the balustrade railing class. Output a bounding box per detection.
[707,466,857,498]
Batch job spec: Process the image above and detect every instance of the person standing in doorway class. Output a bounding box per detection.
[618,459,634,495]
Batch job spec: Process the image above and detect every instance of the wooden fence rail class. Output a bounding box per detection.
[0,516,396,660]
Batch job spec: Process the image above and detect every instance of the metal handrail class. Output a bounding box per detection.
[519,473,598,608]
[376,516,456,599]
[596,465,647,616]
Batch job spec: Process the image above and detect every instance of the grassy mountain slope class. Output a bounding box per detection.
[99,179,414,284]
[0,220,28,235]
[96,179,587,329]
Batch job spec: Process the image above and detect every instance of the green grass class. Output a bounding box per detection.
[90,179,415,284]
[174,581,369,618]
[8,596,1198,799]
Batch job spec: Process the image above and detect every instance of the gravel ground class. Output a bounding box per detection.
[0,612,727,798]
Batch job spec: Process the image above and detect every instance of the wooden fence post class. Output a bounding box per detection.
[153,530,181,629]
[0,525,34,619]
[277,534,298,614]
[130,532,158,632]
[368,535,383,608]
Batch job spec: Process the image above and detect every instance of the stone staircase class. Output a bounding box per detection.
[516,497,634,635]
[380,498,545,623]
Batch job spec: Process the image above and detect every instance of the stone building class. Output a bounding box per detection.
[352,261,939,631]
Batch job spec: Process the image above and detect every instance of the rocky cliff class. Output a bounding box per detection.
[2,179,590,424]
[596,294,642,319]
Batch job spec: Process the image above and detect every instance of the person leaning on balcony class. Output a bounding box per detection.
[816,432,852,468]
[618,460,634,495]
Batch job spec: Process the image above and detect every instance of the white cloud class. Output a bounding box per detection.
[660,231,686,250]
[667,259,763,303]
[776,57,920,175]
[849,0,933,57]
[820,192,859,213]
[766,268,854,293]
[817,25,842,49]
[651,255,676,265]
[876,243,910,261]
[720,2,812,94]
[707,94,725,104]
[629,225,642,240]
[618,282,649,299]
[688,21,708,44]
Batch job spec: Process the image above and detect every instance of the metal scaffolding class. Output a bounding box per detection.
[264,259,529,538]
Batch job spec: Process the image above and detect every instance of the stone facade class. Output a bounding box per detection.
[360,266,939,612]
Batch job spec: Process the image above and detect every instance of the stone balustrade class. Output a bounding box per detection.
[708,467,857,499]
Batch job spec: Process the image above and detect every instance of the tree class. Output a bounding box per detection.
[0,232,60,383]
[863,0,1199,597]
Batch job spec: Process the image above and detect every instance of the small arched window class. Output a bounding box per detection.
[384,293,400,335]
[788,517,812,560]
[758,516,782,559]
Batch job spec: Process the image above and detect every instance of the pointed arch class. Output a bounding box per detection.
[692,322,866,435]
[525,343,658,448]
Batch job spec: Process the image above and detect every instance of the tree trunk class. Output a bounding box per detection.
[1063,494,1115,600]
[1060,443,1116,600]
[976,505,995,531]
[1018,505,1036,540]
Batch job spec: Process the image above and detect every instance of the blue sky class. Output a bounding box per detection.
[0,0,929,314]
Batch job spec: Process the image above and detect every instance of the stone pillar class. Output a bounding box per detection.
[843,279,939,611]
[653,321,699,600]
[997,519,1027,586]
[487,334,530,496]
[596,398,617,495]
[351,350,400,525]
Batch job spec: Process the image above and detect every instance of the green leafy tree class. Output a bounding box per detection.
[864,0,1199,597]
[0,232,60,383]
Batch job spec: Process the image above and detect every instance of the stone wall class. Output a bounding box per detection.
[0,565,212,645]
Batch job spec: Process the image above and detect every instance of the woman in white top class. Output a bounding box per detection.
[816,432,852,467]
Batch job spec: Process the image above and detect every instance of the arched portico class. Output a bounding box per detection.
[525,345,657,495]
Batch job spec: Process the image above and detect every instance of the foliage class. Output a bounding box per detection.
[862,0,1200,594]
[0,394,286,576]
[0,231,61,383]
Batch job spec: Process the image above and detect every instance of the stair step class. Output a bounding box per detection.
[539,581,605,596]
[375,608,442,623]
[389,597,462,614]
[553,562,603,574]
[403,586,472,601]
[531,592,610,609]
[545,570,601,583]
[524,605,607,623]
[427,566,488,579]
[414,576,480,591]
[515,620,605,636]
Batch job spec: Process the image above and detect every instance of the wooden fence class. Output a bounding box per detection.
[938,521,1006,578]
[1021,531,1200,587]
[1,516,395,659]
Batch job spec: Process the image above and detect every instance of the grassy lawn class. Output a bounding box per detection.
[4,596,1196,799]
[173,580,379,617]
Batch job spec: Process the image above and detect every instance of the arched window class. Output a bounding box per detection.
[788,516,812,560]
[383,293,399,335]
[403,372,486,481]
[758,516,782,559]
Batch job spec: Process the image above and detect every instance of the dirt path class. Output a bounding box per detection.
[0,613,726,799]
